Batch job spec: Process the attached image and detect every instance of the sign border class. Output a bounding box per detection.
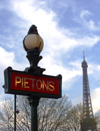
[4,67,62,99]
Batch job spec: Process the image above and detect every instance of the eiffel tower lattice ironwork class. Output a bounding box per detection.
[81,54,97,131]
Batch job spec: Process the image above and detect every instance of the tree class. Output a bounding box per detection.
[2,95,97,131]
[0,95,72,131]
[0,96,31,131]
[95,111,100,131]
[66,103,82,131]
[0,98,14,131]
[38,95,72,131]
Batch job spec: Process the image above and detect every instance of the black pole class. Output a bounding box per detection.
[28,96,40,131]
[25,48,45,131]
[14,94,16,131]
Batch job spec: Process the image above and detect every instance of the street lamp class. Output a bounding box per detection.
[23,25,44,52]
[23,25,45,131]
[23,25,45,75]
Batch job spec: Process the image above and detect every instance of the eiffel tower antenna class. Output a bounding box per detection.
[83,51,85,60]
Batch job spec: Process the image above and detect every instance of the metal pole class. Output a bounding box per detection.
[31,101,37,131]
[28,96,40,131]
[14,94,16,131]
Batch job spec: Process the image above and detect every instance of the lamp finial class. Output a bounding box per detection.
[83,51,85,60]
[28,25,38,35]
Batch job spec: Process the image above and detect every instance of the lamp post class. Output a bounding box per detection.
[3,24,62,131]
[14,94,16,131]
[14,94,19,131]
[23,25,45,131]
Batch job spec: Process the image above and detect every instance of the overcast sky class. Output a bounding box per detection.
[0,0,100,113]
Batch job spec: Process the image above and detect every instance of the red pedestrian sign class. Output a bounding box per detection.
[4,67,62,98]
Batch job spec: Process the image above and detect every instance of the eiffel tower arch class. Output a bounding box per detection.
[81,55,97,131]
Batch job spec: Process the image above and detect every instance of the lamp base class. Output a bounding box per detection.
[25,48,45,75]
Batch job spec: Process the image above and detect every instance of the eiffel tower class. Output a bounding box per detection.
[81,53,97,131]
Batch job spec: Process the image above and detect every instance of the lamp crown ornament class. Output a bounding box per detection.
[28,25,39,35]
